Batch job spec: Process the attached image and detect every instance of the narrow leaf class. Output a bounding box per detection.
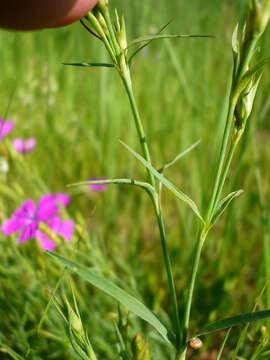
[193,310,270,337]
[211,190,243,227]
[63,62,115,68]
[48,253,176,346]
[159,140,201,173]
[128,20,172,65]
[217,328,231,360]
[67,178,155,197]
[120,141,203,222]
[128,34,214,47]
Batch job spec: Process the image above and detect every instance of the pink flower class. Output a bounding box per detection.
[0,118,14,141]
[13,138,36,154]
[2,193,74,251]
[89,177,107,192]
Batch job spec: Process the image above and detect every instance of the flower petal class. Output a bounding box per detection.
[37,194,58,221]
[36,230,56,251]
[0,120,14,139]
[89,177,107,192]
[13,138,25,153]
[55,193,70,207]
[18,222,38,243]
[24,138,36,153]
[2,218,25,235]
[48,217,74,242]
[13,199,36,220]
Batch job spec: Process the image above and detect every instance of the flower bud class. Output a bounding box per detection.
[247,0,270,37]
[235,73,261,135]
[97,0,109,12]
[117,16,127,51]
[96,12,109,36]
[131,333,151,360]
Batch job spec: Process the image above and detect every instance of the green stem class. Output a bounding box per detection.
[121,68,181,348]
[211,138,238,216]
[181,228,206,346]
[121,71,156,189]
[206,97,237,223]
[154,198,181,348]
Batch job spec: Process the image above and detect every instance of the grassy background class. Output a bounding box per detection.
[0,0,270,358]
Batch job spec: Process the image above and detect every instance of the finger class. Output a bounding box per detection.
[0,0,98,31]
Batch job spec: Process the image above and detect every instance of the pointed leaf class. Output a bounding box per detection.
[120,141,203,222]
[211,190,244,227]
[128,20,172,65]
[193,309,270,338]
[48,253,176,346]
[159,140,201,173]
[63,62,115,68]
[128,34,214,47]
[67,178,155,197]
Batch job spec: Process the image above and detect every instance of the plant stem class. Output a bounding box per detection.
[121,68,181,347]
[121,71,156,189]
[181,227,206,349]
[206,96,237,223]
[178,33,261,359]
[154,198,181,347]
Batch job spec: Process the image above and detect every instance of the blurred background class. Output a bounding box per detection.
[0,0,269,358]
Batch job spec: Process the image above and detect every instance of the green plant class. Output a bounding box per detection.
[50,0,270,359]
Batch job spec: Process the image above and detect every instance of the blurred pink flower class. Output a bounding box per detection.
[13,138,36,154]
[89,177,107,192]
[2,193,73,251]
[0,118,14,141]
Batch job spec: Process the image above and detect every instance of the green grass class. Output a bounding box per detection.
[0,0,270,359]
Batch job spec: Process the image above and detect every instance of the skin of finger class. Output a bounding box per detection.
[0,0,98,30]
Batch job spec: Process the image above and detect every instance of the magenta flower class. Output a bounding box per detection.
[89,177,107,192]
[13,138,36,154]
[0,118,14,141]
[2,193,74,251]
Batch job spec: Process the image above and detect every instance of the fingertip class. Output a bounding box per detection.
[52,0,98,28]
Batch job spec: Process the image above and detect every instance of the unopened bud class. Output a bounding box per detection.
[117,16,127,51]
[248,0,270,37]
[235,73,261,135]
[189,337,203,350]
[96,12,109,35]
[97,0,109,12]
[132,333,151,360]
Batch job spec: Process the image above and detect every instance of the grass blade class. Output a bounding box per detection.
[128,20,172,65]
[193,309,270,337]
[217,328,231,360]
[48,252,176,346]
[63,62,115,68]
[159,140,201,173]
[128,34,214,47]
[120,141,203,222]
